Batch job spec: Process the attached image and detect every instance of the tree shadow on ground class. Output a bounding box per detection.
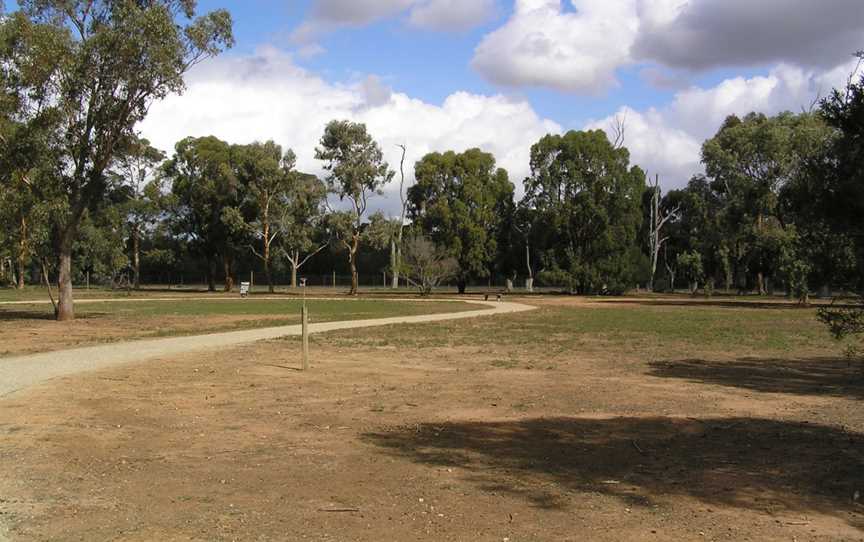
[0,309,105,321]
[0,309,56,321]
[649,357,864,399]
[363,417,864,522]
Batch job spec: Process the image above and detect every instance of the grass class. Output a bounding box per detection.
[315,299,839,361]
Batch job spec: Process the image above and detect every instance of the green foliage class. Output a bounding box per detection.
[704,112,831,290]
[0,0,233,316]
[522,130,645,294]
[315,120,392,293]
[164,135,243,287]
[409,148,514,292]
[810,54,864,289]
[315,120,393,216]
[676,251,704,294]
[818,297,864,367]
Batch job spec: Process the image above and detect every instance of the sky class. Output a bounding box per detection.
[136,0,864,213]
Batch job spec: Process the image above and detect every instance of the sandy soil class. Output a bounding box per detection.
[0,299,861,541]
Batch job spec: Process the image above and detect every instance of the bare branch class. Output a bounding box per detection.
[610,111,627,150]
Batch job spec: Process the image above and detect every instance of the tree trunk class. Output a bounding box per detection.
[265,258,273,293]
[132,222,141,290]
[263,212,274,293]
[16,251,26,290]
[56,242,74,321]
[291,259,298,289]
[17,216,27,290]
[348,235,359,295]
[457,278,467,295]
[207,257,217,292]
[223,255,234,292]
[390,239,399,289]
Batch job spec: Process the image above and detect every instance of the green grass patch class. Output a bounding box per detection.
[0,297,477,321]
[318,300,836,360]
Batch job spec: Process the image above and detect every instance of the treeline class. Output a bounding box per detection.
[2,3,863,322]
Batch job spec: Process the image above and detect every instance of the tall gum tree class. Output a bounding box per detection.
[110,136,166,289]
[522,130,645,294]
[278,172,328,289]
[164,135,241,292]
[315,120,393,295]
[702,112,832,294]
[229,141,296,293]
[408,148,514,294]
[0,1,233,320]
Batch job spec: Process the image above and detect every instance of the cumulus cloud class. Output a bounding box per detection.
[469,0,864,95]
[633,0,864,71]
[293,0,497,42]
[472,0,639,94]
[137,48,561,214]
[586,61,858,188]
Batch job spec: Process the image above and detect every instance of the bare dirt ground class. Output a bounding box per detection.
[0,296,862,541]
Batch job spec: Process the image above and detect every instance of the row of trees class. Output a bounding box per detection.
[1,2,863,322]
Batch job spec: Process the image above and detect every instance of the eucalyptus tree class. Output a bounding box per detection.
[408,148,514,294]
[165,135,241,292]
[110,136,166,289]
[315,120,393,295]
[522,130,645,294]
[701,112,831,294]
[228,141,296,293]
[0,0,232,319]
[278,172,329,289]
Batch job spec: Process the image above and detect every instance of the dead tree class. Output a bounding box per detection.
[391,144,410,289]
[648,174,680,291]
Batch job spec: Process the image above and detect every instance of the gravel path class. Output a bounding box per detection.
[0,299,535,398]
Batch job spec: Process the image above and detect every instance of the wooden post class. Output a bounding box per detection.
[301,304,309,371]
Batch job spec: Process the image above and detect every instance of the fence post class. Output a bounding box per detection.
[301,278,309,370]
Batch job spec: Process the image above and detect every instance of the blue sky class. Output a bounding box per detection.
[135,0,864,207]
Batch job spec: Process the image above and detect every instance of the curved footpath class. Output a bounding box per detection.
[0,299,536,398]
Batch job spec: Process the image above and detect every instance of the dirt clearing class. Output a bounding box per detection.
[0,296,861,541]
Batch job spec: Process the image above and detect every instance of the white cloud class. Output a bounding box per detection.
[137,48,561,214]
[472,0,639,93]
[469,0,864,95]
[586,61,858,188]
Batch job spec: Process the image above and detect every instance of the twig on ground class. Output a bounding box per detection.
[631,440,646,455]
